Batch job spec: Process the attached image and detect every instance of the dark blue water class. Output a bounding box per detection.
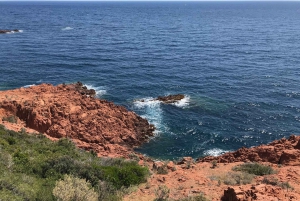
[1,1,300,159]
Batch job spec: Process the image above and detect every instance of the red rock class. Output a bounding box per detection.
[198,135,300,165]
[0,83,155,157]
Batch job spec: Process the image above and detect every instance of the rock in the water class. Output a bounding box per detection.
[156,94,185,103]
[0,29,19,34]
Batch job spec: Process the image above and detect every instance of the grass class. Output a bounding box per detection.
[2,115,18,123]
[0,124,149,200]
[210,171,254,186]
[232,162,275,176]
[262,177,294,190]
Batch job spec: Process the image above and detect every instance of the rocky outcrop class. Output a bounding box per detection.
[222,184,297,201]
[0,29,19,34]
[0,82,155,157]
[156,94,185,104]
[136,94,185,104]
[198,135,300,165]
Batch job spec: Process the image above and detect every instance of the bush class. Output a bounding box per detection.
[0,125,149,200]
[2,116,17,124]
[53,174,98,201]
[262,177,294,190]
[233,163,274,176]
[175,194,209,201]
[154,185,170,201]
[223,172,254,185]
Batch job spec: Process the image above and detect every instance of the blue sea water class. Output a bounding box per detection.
[1,1,300,159]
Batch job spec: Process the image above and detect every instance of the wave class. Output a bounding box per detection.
[23,84,36,88]
[61,27,73,31]
[84,84,106,97]
[203,148,229,157]
[134,98,168,136]
[172,95,190,108]
[6,30,23,34]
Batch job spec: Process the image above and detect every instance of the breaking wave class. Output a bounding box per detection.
[134,98,168,136]
[203,148,229,157]
[172,95,190,108]
[62,27,73,31]
[84,84,106,97]
[23,84,36,88]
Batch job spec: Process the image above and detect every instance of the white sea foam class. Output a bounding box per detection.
[62,27,73,31]
[84,84,106,97]
[134,98,167,136]
[172,95,190,108]
[23,84,36,88]
[134,98,161,109]
[203,148,229,157]
[6,30,23,34]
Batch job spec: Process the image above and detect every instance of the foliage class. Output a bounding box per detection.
[262,177,294,190]
[223,172,254,185]
[2,115,18,123]
[174,194,210,201]
[154,185,170,201]
[211,160,217,169]
[232,162,275,176]
[0,125,149,200]
[53,174,98,201]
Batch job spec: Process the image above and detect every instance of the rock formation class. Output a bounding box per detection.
[198,135,300,166]
[156,94,185,104]
[136,94,185,104]
[0,82,155,157]
[0,29,19,34]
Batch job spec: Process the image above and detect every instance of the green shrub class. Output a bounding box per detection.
[53,174,98,201]
[262,177,294,190]
[175,194,209,201]
[154,185,170,201]
[223,172,254,185]
[233,163,274,176]
[2,116,18,123]
[0,125,149,200]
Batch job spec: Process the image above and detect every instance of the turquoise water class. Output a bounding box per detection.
[1,1,300,159]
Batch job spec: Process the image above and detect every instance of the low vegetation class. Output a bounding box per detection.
[210,171,254,186]
[154,185,209,201]
[262,177,294,190]
[232,162,275,176]
[0,124,149,200]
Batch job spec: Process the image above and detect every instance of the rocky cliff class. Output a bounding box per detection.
[0,82,154,157]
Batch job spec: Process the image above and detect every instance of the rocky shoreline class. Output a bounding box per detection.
[0,82,155,157]
[1,83,300,200]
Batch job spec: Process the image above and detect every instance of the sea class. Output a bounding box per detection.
[1,1,300,159]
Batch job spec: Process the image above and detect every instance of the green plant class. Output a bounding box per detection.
[233,163,274,176]
[211,160,217,169]
[223,172,254,185]
[154,185,170,201]
[0,125,149,200]
[53,174,98,201]
[262,177,294,190]
[175,193,209,201]
[2,116,18,124]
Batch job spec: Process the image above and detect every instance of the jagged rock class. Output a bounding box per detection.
[0,82,155,157]
[198,135,300,165]
[156,94,185,104]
